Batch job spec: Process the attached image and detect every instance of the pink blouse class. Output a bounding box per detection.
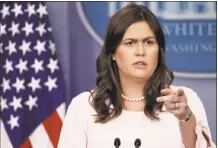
[58,86,216,148]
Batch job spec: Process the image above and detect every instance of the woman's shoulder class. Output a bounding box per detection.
[67,90,95,113]
[71,91,93,103]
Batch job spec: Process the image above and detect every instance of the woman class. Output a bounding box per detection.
[58,4,215,148]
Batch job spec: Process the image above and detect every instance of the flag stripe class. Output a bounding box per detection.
[1,120,13,148]
[29,124,53,148]
[19,138,32,148]
[43,111,63,148]
[56,103,65,122]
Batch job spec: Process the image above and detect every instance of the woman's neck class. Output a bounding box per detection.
[119,74,148,112]
[120,76,147,98]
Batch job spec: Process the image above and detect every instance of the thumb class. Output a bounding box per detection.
[176,88,185,96]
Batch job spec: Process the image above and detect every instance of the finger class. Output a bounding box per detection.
[161,88,174,96]
[157,95,183,105]
[176,88,185,96]
[165,107,180,115]
[162,104,180,115]
[164,101,187,113]
[163,102,177,110]
[157,95,178,103]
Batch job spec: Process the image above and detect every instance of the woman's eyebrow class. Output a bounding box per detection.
[122,36,156,42]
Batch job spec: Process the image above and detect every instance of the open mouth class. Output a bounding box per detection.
[133,61,147,68]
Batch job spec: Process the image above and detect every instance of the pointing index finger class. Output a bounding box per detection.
[160,88,174,96]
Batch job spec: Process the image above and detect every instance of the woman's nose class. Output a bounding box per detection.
[134,43,145,56]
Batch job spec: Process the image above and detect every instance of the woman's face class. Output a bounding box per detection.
[112,21,159,81]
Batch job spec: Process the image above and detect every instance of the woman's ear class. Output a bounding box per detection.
[112,54,116,61]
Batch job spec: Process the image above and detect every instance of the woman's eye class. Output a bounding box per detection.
[146,40,154,45]
[125,41,135,46]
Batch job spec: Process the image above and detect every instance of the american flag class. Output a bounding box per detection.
[0,2,65,148]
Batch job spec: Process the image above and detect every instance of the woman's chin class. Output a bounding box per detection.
[131,72,149,80]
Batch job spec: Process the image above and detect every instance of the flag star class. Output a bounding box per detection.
[0,96,9,111]
[21,22,34,36]
[25,95,38,111]
[9,96,23,111]
[1,78,11,93]
[44,76,57,92]
[0,24,7,36]
[49,40,56,55]
[3,59,14,74]
[19,40,31,55]
[47,58,59,73]
[11,3,23,18]
[5,41,17,55]
[8,21,20,36]
[33,40,46,55]
[25,3,36,17]
[12,78,25,93]
[27,77,41,92]
[0,4,10,19]
[37,3,48,18]
[15,59,28,74]
[35,23,46,36]
[31,59,44,73]
[7,114,19,130]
